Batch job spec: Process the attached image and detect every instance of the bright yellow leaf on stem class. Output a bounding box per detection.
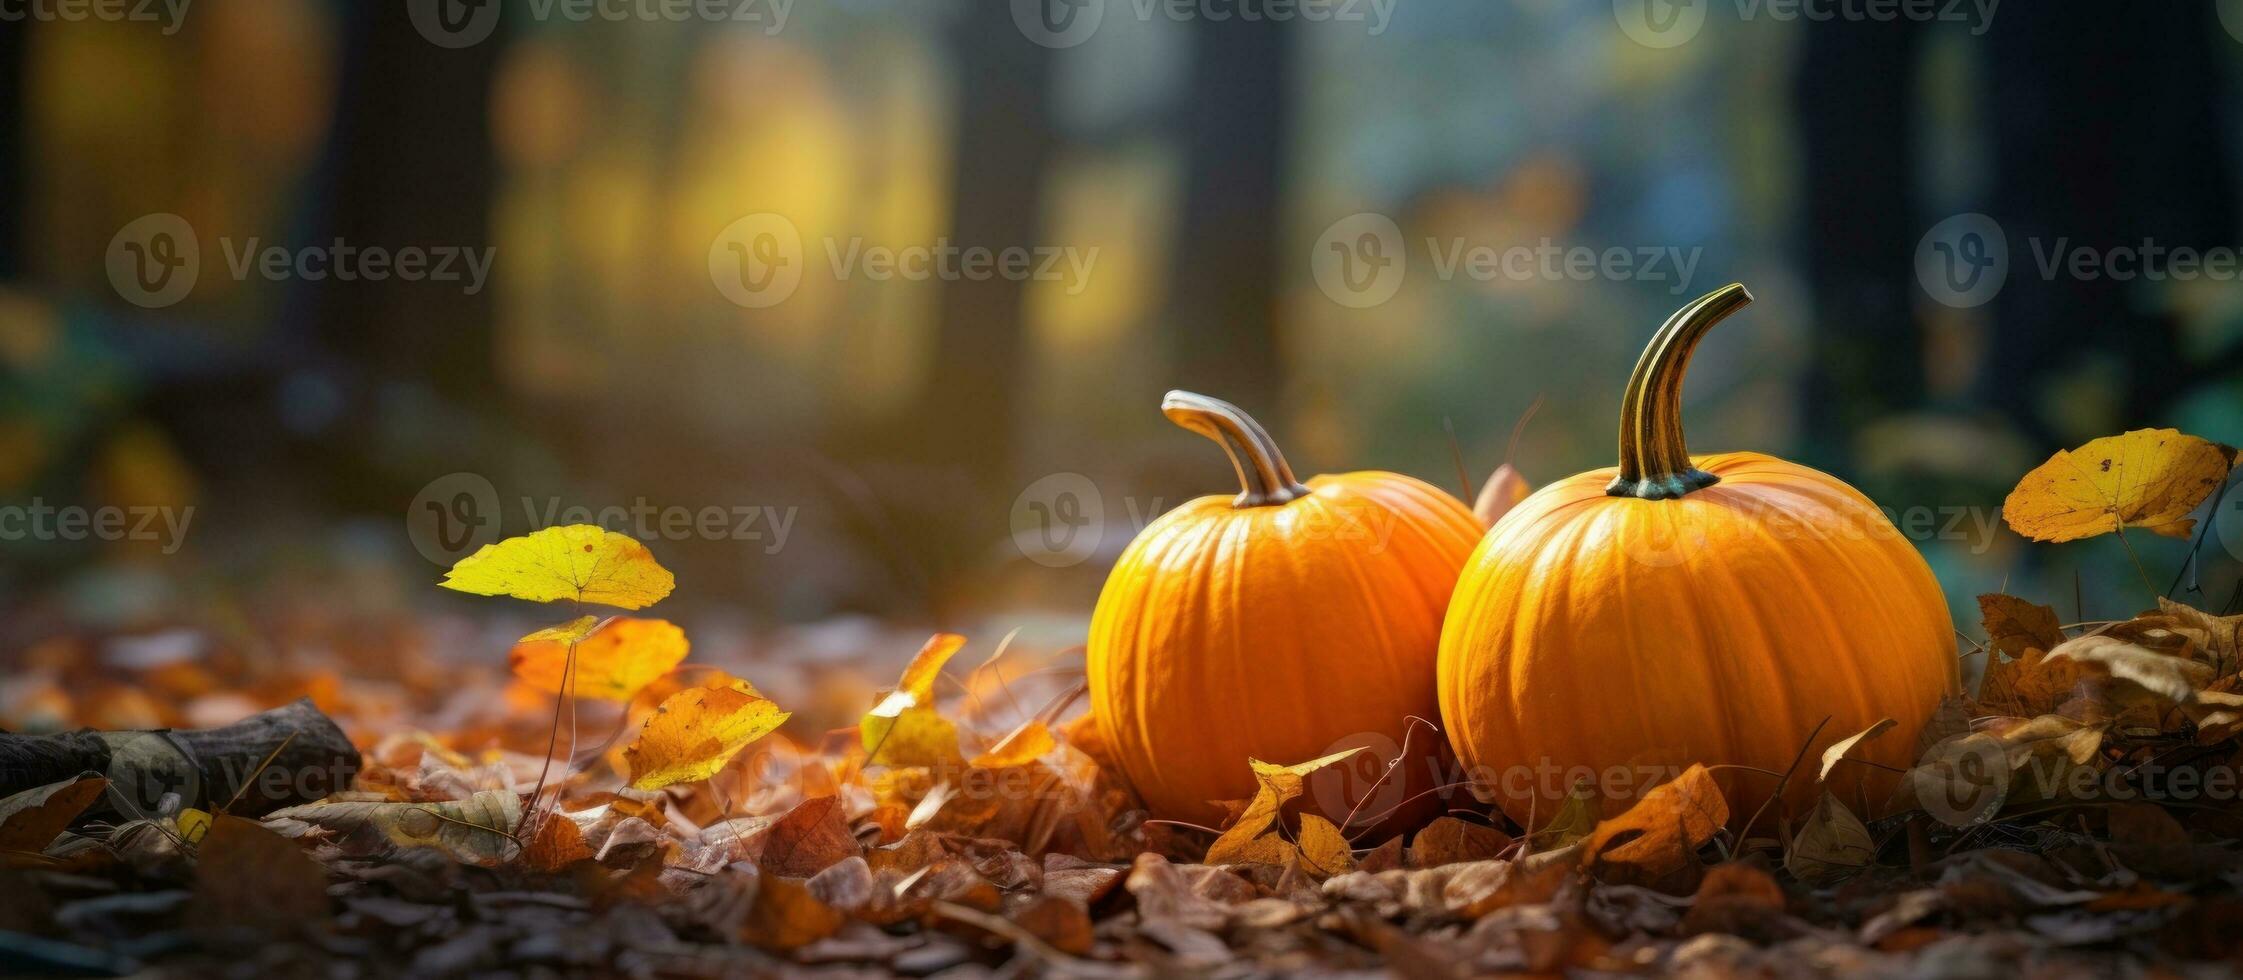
[2003,429,2236,543]
[624,676,790,789]
[510,616,688,701]
[861,634,966,767]
[440,524,676,609]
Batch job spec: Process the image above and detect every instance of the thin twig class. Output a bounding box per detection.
[1736,716,1830,849]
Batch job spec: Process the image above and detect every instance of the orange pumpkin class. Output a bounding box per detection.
[1088,391,1484,828]
[1436,284,1958,827]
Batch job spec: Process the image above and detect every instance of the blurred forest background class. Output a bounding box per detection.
[4,0,2243,686]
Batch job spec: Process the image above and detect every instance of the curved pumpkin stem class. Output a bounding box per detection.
[1162,390,1312,508]
[1607,283,1753,500]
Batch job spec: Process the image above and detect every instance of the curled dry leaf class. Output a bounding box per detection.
[0,773,107,856]
[624,675,790,790]
[2046,634,2215,705]
[1474,463,1532,527]
[1204,748,1364,868]
[521,811,594,871]
[1977,594,2085,717]
[440,524,677,609]
[263,790,521,866]
[2001,429,2236,543]
[1583,765,1728,883]
[740,873,845,951]
[1820,718,1896,782]
[1786,793,1874,885]
[861,634,966,768]
[510,616,688,701]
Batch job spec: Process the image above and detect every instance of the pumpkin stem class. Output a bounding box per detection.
[1608,283,1753,500]
[1162,390,1312,508]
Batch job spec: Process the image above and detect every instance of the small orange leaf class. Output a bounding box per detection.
[510,616,688,701]
[1583,764,1728,880]
[970,719,1055,769]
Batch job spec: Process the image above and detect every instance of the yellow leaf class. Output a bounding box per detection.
[625,676,790,789]
[178,807,212,845]
[2002,429,2236,542]
[1204,748,1364,867]
[970,719,1055,769]
[440,524,676,609]
[861,634,966,768]
[510,616,688,701]
[1296,813,1354,876]
[262,791,521,866]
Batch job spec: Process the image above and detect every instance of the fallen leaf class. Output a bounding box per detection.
[1296,814,1354,877]
[190,814,332,938]
[0,774,107,855]
[740,873,844,951]
[1584,765,1728,882]
[1682,863,1787,936]
[1786,793,1874,885]
[522,812,593,871]
[1012,894,1095,955]
[971,719,1055,769]
[1411,816,1512,868]
[1530,777,1600,849]
[2002,429,2235,542]
[624,675,790,790]
[751,796,861,878]
[440,524,676,609]
[861,634,966,768]
[1205,748,1364,867]
[510,616,688,701]
[2046,634,2215,705]
[1820,718,1896,782]
[263,790,521,866]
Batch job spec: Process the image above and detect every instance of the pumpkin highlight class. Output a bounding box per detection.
[1437,284,1958,827]
[1088,391,1484,828]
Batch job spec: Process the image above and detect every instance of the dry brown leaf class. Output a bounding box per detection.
[263,790,521,866]
[2002,429,2235,542]
[1786,793,1874,885]
[1583,765,1728,882]
[1475,462,1532,527]
[753,796,862,878]
[190,814,332,938]
[2046,634,2215,705]
[1412,816,1512,868]
[521,811,594,871]
[740,873,845,951]
[1012,894,1095,955]
[0,774,107,856]
[1682,863,1787,936]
